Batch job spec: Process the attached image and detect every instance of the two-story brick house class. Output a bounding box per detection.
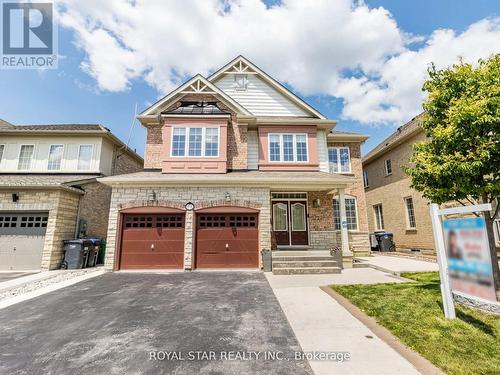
[0,120,143,270]
[100,56,370,273]
[363,114,500,255]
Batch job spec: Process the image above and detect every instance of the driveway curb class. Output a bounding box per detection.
[320,286,445,375]
[0,268,106,310]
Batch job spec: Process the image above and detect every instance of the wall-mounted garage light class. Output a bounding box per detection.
[185,202,194,211]
[225,192,231,202]
[12,193,19,203]
[148,190,157,201]
[313,198,321,208]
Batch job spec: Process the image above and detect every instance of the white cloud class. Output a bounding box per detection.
[56,0,500,125]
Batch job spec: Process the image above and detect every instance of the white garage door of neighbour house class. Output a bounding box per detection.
[0,212,49,270]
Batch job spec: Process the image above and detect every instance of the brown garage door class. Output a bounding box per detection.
[120,214,185,269]
[196,213,258,268]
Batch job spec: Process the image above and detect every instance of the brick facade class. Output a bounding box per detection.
[363,129,437,253]
[143,93,248,171]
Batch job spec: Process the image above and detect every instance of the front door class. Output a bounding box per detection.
[272,200,308,246]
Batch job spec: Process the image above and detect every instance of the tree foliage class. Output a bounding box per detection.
[404,54,500,206]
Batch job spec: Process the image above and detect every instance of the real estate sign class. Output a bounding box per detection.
[443,217,497,302]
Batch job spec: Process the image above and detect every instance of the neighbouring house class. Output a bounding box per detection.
[0,120,143,270]
[99,56,370,274]
[362,114,500,255]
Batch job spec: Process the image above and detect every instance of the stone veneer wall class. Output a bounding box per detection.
[104,187,271,271]
[0,189,80,270]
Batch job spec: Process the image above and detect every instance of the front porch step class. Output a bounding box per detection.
[272,256,337,262]
[272,267,342,275]
[272,250,332,257]
[273,260,339,268]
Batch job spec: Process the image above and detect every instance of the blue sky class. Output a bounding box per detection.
[0,0,499,157]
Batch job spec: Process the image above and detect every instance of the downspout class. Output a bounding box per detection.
[74,194,83,238]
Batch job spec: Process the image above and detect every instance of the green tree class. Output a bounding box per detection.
[404,54,500,296]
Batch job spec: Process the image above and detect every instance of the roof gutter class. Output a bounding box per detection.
[362,126,424,164]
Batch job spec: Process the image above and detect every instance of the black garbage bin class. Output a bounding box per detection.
[374,231,395,252]
[86,238,101,267]
[61,239,92,269]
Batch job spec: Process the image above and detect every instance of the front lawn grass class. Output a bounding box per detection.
[331,272,500,375]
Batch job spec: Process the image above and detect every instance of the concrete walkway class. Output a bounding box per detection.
[357,254,439,274]
[266,268,421,375]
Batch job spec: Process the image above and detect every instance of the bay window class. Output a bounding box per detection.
[268,133,308,162]
[171,127,219,157]
[328,147,351,173]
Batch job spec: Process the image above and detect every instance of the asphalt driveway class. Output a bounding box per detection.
[0,272,312,374]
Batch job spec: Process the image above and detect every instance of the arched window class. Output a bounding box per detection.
[272,203,288,231]
[333,195,358,230]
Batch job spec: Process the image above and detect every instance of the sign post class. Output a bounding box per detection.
[430,203,496,319]
[430,203,456,319]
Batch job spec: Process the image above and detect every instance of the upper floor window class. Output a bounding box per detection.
[333,196,358,230]
[374,204,384,230]
[234,74,248,91]
[77,145,93,170]
[171,127,219,157]
[363,170,369,188]
[404,197,416,229]
[0,144,4,164]
[17,145,34,170]
[328,147,351,173]
[269,133,308,162]
[47,145,64,171]
[385,159,392,175]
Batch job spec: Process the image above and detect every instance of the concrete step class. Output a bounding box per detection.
[273,260,338,268]
[272,267,342,275]
[272,256,336,262]
[272,251,332,257]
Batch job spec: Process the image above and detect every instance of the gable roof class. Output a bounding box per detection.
[208,55,326,119]
[362,114,424,164]
[138,74,251,117]
[0,118,14,129]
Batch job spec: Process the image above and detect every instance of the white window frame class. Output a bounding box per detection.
[333,195,359,231]
[374,204,384,231]
[267,133,309,163]
[0,144,5,165]
[291,202,307,231]
[404,196,417,229]
[363,170,369,188]
[328,147,351,173]
[17,144,35,171]
[272,203,288,232]
[234,74,248,91]
[385,159,392,176]
[170,126,220,158]
[77,144,94,171]
[47,144,64,171]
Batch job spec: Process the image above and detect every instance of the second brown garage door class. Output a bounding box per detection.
[196,213,259,268]
[120,214,185,269]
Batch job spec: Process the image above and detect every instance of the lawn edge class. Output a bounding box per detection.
[320,286,445,375]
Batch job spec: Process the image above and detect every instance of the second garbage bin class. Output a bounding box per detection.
[62,239,92,269]
[374,231,395,252]
[86,238,102,267]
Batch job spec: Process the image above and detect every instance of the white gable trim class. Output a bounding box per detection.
[208,56,326,120]
[139,74,251,117]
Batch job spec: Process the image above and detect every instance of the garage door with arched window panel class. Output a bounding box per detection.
[195,210,259,268]
[119,211,185,270]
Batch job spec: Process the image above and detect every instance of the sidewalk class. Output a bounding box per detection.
[266,269,421,375]
[356,254,439,274]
